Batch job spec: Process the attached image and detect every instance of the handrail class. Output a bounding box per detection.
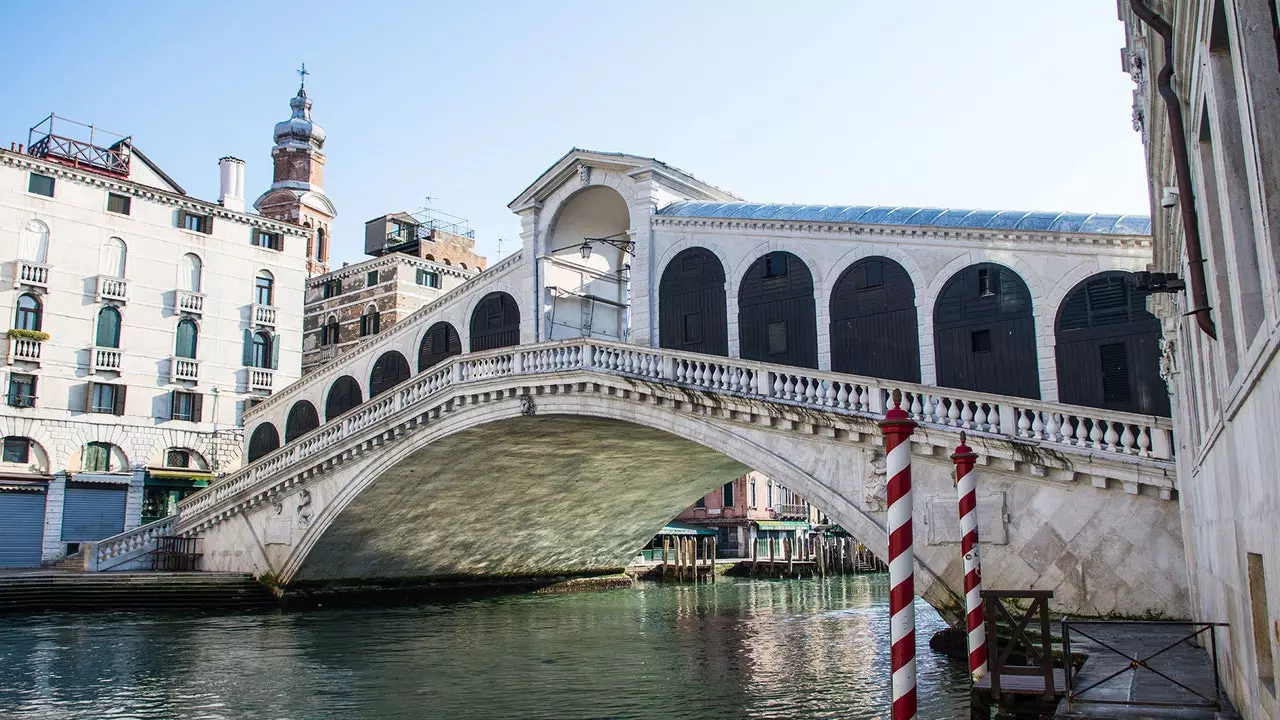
[85,516,175,571]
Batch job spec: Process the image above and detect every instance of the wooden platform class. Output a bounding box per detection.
[975,668,1067,695]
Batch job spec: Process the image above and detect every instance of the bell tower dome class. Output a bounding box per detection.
[254,64,336,276]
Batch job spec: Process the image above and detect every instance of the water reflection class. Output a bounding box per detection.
[0,576,967,719]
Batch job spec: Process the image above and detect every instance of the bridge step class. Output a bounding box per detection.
[0,572,277,613]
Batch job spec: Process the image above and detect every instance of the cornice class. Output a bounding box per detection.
[306,253,476,288]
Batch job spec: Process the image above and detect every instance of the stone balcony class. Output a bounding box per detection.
[773,503,809,520]
[251,304,277,329]
[7,335,42,365]
[14,260,49,290]
[90,346,122,373]
[176,290,204,316]
[170,356,199,383]
[95,275,128,303]
[249,368,274,393]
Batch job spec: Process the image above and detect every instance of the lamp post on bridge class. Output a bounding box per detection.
[880,390,918,720]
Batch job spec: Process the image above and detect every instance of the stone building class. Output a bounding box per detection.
[300,210,484,376]
[0,103,313,567]
[1121,2,1280,716]
[672,472,826,558]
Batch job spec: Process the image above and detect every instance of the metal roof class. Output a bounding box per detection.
[655,202,1151,236]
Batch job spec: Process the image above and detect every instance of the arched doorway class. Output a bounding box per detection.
[544,186,631,341]
[933,263,1039,398]
[829,257,920,382]
[285,400,321,442]
[470,292,520,351]
[1055,272,1169,416]
[325,375,363,421]
[418,322,462,372]
[247,423,280,462]
[369,351,411,398]
[737,251,818,369]
[659,248,728,356]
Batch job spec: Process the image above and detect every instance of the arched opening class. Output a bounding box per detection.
[659,248,728,356]
[254,270,274,306]
[1055,272,1170,416]
[470,292,520,351]
[249,331,273,369]
[20,220,49,263]
[829,257,920,382]
[322,315,339,346]
[95,306,121,348]
[325,375,363,421]
[369,351,411,398]
[180,253,202,292]
[933,263,1039,399]
[359,305,381,337]
[737,251,818,369]
[99,237,127,278]
[15,294,42,332]
[285,400,321,442]
[418,321,462,372]
[247,423,280,462]
[545,185,631,341]
[174,318,198,359]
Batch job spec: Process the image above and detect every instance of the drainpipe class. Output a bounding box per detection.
[1129,0,1218,340]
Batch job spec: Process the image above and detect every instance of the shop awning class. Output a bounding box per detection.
[754,520,810,531]
[70,472,132,485]
[0,478,48,492]
[146,468,213,482]
[656,522,718,537]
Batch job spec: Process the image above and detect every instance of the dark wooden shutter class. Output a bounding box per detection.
[242,329,253,366]
[176,209,188,229]
[113,385,127,416]
[169,391,178,419]
[83,383,93,413]
[373,313,381,334]
[276,233,284,252]
[1100,343,1131,403]
[204,215,214,234]
[192,393,203,422]
[271,333,280,370]
[30,376,37,404]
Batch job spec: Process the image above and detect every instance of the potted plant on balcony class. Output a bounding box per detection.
[7,329,50,342]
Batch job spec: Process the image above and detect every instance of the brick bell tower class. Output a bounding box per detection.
[254,65,335,276]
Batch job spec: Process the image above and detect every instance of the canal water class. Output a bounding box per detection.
[0,575,968,719]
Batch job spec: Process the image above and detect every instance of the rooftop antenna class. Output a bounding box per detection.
[496,237,508,259]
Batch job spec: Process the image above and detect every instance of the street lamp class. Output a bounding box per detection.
[578,232,634,260]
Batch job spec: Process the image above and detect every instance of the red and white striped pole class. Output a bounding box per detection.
[881,390,918,720]
[952,431,988,682]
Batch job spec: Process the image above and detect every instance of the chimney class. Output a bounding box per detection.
[218,156,245,212]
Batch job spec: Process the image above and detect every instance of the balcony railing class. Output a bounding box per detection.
[176,290,204,316]
[774,503,809,520]
[90,346,122,373]
[170,357,199,383]
[7,336,42,365]
[249,368,274,393]
[15,260,49,289]
[252,304,277,328]
[96,275,128,303]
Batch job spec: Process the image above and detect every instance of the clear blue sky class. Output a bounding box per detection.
[0,1,1147,268]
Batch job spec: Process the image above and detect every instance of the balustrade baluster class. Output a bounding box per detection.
[835,383,849,409]
[1015,408,1030,438]
[1119,424,1135,454]
[1103,420,1120,452]
[1136,426,1151,457]
[1043,412,1059,443]
[1089,419,1104,450]
[959,400,974,429]
[973,403,987,430]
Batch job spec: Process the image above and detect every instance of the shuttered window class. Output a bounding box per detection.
[88,383,126,415]
[170,391,202,422]
[1100,343,1131,404]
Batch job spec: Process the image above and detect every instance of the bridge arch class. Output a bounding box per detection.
[284,400,321,443]
[325,375,363,421]
[933,262,1039,399]
[369,351,411,398]
[658,247,728,355]
[1055,271,1169,416]
[829,256,920,382]
[469,292,521,351]
[737,251,818,368]
[247,423,280,463]
[418,321,462,372]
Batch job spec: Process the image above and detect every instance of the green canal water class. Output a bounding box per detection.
[0,575,969,719]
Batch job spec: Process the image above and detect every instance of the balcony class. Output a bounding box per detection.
[176,290,204,316]
[96,275,128,303]
[252,304,277,329]
[170,356,199,383]
[7,336,42,365]
[774,503,809,520]
[90,346,122,373]
[14,260,49,290]
[249,368,274,393]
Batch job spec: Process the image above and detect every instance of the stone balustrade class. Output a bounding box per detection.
[170,356,199,383]
[7,335,42,365]
[249,368,274,392]
[15,260,49,289]
[252,303,277,328]
[90,346,122,373]
[95,275,128,303]
[85,517,175,571]
[176,289,204,315]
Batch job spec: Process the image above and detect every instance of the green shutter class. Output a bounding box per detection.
[271,333,280,370]
[242,328,253,366]
[192,393,204,422]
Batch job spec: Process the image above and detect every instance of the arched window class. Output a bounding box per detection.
[322,315,339,346]
[20,220,49,263]
[369,351,411,398]
[737,251,818,369]
[95,306,122,348]
[829,257,920,382]
[250,331,272,368]
[14,294,41,331]
[933,263,1038,399]
[180,253,202,292]
[99,237,127,278]
[443,258,452,266]
[325,375,363,420]
[418,322,462,372]
[254,270,274,306]
[658,247,728,356]
[359,305,381,336]
[175,319,198,359]
[469,292,520,351]
[285,400,321,442]
[317,227,328,262]
[82,441,117,472]
[460,262,468,270]
[246,424,280,463]
[424,254,435,262]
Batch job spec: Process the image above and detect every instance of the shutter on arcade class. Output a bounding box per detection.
[0,489,46,568]
[61,484,127,541]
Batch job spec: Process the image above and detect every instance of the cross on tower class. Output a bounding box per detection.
[298,62,310,89]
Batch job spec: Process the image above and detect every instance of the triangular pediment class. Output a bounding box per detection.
[508,148,740,211]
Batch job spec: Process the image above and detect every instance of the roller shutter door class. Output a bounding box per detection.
[0,490,47,568]
[61,485,127,541]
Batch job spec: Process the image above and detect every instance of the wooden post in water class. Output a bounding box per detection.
[662,537,670,580]
[787,535,794,576]
[768,536,775,576]
[711,537,717,583]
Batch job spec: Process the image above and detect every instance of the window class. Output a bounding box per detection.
[88,382,125,415]
[722,482,734,507]
[360,308,381,336]
[83,442,113,472]
[971,329,991,353]
[977,268,997,297]
[254,270,274,306]
[15,294,41,331]
[175,319,198,359]
[750,479,757,507]
[321,316,339,346]
[1100,343,1131,404]
[366,270,379,287]
[695,496,705,508]
[106,193,131,215]
[28,173,54,197]
[251,332,272,369]
[763,252,787,278]
[416,269,440,288]
[767,321,787,355]
[99,237,126,278]
[20,220,49,263]
[170,391,201,422]
[683,313,703,344]
[252,229,282,250]
[7,374,36,408]
[180,253,203,293]
[166,449,191,468]
[862,260,885,289]
[2,437,30,464]
[321,279,342,299]
[1247,553,1275,688]
[179,210,212,234]
[95,306,122,348]
[767,484,774,507]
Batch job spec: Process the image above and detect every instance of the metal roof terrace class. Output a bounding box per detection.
[26,114,132,177]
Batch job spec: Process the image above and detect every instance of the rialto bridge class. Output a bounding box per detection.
[91,150,1186,621]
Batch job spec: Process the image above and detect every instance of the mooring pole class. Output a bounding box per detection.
[881,389,917,720]
[952,431,989,682]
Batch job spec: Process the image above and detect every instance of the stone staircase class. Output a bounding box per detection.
[43,551,85,571]
[0,572,278,613]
